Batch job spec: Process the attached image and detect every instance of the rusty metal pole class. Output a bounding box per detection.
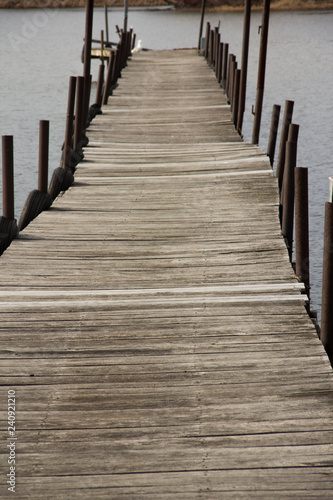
[281,123,299,261]
[64,76,76,170]
[198,0,206,51]
[321,201,333,358]
[267,104,281,167]
[38,120,49,193]
[275,99,294,190]
[295,167,310,300]
[252,0,271,145]
[83,0,94,133]
[237,0,251,134]
[2,136,14,220]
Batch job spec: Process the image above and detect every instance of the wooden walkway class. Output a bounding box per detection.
[1,49,333,498]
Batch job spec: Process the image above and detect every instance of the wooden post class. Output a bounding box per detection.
[275,100,294,190]
[38,120,49,193]
[215,32,220,76]
[252,0,271,145]
[217,42,223,84]
[295,167,310,299]
[64,76,76,170]
[95,64,105,109]
[232,69,241,127]
[74,76,85,152]
[104,4,109,44]
[221,43,229,89]
[209,29,214,66]
[83,0,94,133]
[198,0,206,51]
[281,123,299,261]
[237,0,251,134]
[204,22,210,59]
[227,55,236,105]
[2,135,14,220]
[123,0,129,32]
[103,50,116,105]
[267,104,281,167]
[321,201,333,358]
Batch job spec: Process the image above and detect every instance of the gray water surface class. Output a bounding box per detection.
[1,7,332,320]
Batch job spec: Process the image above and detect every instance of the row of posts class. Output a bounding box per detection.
[200,11,333,362]
[1,0,134,252]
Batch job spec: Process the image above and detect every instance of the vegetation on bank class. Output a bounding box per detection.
[1,0,333,9]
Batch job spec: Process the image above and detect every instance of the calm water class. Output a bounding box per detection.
[0,7,332,320]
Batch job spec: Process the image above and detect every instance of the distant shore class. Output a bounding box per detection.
[1,0,333,11]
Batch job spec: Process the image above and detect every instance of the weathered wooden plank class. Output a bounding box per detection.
[0,49,331,497]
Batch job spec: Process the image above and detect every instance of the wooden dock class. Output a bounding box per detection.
[1,49,333,498]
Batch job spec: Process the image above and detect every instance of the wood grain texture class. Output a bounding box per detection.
[0,49,332,498]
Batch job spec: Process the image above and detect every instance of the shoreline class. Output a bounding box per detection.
[1,1,333,11]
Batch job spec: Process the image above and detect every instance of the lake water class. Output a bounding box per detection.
[0,7,332,321]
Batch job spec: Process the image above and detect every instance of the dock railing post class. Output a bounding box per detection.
[252,0,271,145]
[48,77,76,201]
[275,99,294,190]
[281,123,299,261]
[74,76,85,162]
[38,120,49,194]
[221,43,229,90]
[204,22,210,59]
[321,201,333,359]
[18,121,53,231]
[217,42,223,84]
[215,31,221,76]
[82,0,94,133]
[295,167,310,301]
[267,104,281,167]
[2,136,15,221]
[237,0,251,135]
[232,69,241,127]
[103,50,116,105]
[198,0,206,51]
[64,76,77,171]
[0,135,18,253]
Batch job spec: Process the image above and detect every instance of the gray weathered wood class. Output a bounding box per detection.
[0,49,332,498]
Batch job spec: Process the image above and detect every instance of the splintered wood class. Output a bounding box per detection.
[0,50,332,499]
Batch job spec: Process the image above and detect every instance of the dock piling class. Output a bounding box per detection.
[237,0,251,134]
[252,0,271,145]
[19,121,53,231]
[2,135,15,221]
[295,167,310,300]
[275,99,294,190]
[221,43,229,89]
[281,123,299,260]
[198,0,206,51]
[0,135,18,252]
[321,201,333,359]
[38,120,49,193]
[267,104,281,167]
